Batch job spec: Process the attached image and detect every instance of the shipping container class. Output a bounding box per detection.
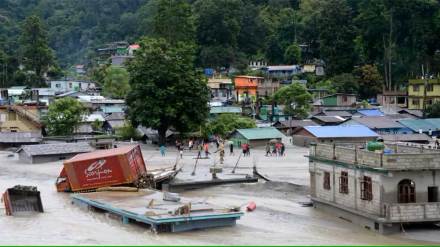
[56,145,147,192]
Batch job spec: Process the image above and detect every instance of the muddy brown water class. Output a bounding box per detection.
[0,147,439,245]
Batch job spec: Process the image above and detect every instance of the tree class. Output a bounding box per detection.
[126,38,210,145]
[316,0,356,75]
[43,98,86,136]
[116,121,141,140]
[354,64,383,99]
[102,66,130,99]
[425,102,440,118]
[330,73,359,94]
[20,15,55,86]
[91,119,103,132]
[152,0,195,44]
[284,43,301,64]
[203,114,256,138]
[272,83,312,118]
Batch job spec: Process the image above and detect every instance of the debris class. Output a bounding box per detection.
[246,201,256,212]
[298,201,313,207]
[173,203,191,215]
[147,199,155,208]
[2,185,44,216]
[163,192,180,202]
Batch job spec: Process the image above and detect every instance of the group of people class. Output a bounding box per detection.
[265,142,285,157]
[241,143,251,156]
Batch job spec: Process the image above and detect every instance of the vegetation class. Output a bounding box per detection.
[272,83,312,119]
[43,98,86,136]
[126,38,210,145]
[115,122,141,140]
[102,66,130,99]
[425,102,440,118]
[203,114,256,138]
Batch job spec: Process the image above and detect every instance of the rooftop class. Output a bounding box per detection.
[347,116,404,129]
[210,106,242,114]
[398,118,440,132]
[235,127,285,140]
[0,132,42,143]
[356,109,384,117]
[303,125,379,138]
[17,143,93,156]
[311,115,347,123]
[380,133,431,143]
[275,120,319,128]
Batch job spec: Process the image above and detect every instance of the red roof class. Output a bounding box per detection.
[65,145,139,163]
[129,44,140,49]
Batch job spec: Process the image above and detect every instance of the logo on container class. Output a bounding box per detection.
[85,159,112,180]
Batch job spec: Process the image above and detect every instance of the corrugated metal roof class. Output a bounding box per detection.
[357,109,384,116]
[303,125,379,138]
[276,120,319,128]
[18,143,93,156]
[348,116,404,129]
[0,132,42,143]
[398,118,440,132]
[381,133,431,142]
[311,115,347,123]
[105,112,125,121]
[210,106,242,114]
[235,127,285,140]
[320,110,352,117]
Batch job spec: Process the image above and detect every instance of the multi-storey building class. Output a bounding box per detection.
[408,78,440,110]
[309,143,440,234]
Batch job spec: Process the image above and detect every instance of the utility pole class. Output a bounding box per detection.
[422,64,428,119]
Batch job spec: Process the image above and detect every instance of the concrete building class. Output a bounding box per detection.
[292,125,378,147]
[273,119,318,135]
[377,89,407,112]
[234,76,263,103]
[50,80,96,93]
[0,105,43,132]
[0,132,42,149]
[229,127,286,147]
[408,78,440,110]
[17,143,93,164]
[309,142,440,234]
[207,78,233,102]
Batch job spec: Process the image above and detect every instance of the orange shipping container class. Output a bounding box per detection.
[56,145,147,192]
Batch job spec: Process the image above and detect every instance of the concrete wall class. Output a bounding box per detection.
[18,150,32,163]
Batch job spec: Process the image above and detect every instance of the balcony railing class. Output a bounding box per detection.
[384,202,440,222]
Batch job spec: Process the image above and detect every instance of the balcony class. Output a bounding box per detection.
[384,202,440,222]
[310,143,440,170]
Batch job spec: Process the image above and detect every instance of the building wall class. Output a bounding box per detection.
[311,160,383,216]
[18,150,32,163]
[0,108,40,132]
[31,154,77,164]
[408,79,440,109]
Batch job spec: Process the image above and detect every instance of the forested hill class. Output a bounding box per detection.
[1,0,440,85]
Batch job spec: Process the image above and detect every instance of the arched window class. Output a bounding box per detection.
[398,179,416,203]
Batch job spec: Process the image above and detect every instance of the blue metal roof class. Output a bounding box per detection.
[357,109,384,116]
[304,125,379,138]
[398,118,440,132]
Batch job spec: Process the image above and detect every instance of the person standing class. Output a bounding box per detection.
[280,142,285,156]
[159,145,166,156]
[241,143,247,157]
[204,142,210,158]
[265,143,271,156]
[229,140,234,156]
[188,139,193,150]
[245,143,251,156]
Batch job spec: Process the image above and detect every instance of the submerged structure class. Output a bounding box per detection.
[309,142,440,234]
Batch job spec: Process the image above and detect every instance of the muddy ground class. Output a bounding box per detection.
[0,144,439,245]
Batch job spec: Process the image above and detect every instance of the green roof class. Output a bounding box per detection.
[235,127,285,140]
[210,106,242,114]
[398,118,440,132]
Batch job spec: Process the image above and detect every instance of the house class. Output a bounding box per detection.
[380,133,431,144]
[229,127,286,147]
[397,109,423,119]
[292,125,378,146]
[0,105,43,132]
[137,126,174,144]
[398,118,440,136]
[78,96,126,112]
[314,110,353,118]
[309,142,440,234]
[234,76,263,103]
[407,78,440,110]
[31,88,56,106]
[207,78,233,102]
[343,116,412,134]
[50,80,96,93]
[0,132,42,149]
[313,93,357,112]
[311,116,348,126]
[103,112,126,134]
[7,86,29,103]
[55,91,91,99]
[261,65,301,79]
[377,89,407,112]
[356,109,384,117]
[128,44,140,56]
[17,143,93,164]
[273,119,319,135]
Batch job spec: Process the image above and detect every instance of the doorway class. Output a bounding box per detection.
[398,179,416,203]
[428,186,438,202]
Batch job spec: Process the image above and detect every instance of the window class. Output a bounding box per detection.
[412,99,420,106]
[8,111,16,121]
[360,176,373,201]
[342,95,348,102]
[323,171,331,190]
[427,84,434,92]
[428,186,438,202]
[428,99,433,105]
[398,179,415,203]
[339,171,349,194]
[413,85,420,92]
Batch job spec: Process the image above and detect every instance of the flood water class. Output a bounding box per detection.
[0,146,439,245]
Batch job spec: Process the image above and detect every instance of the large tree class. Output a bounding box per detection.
[102,66,130,99]
[316,0,356,75]
[43,97,86,136]
[272,83,312,119]
[126,38,210,145]
[20,15,55,86]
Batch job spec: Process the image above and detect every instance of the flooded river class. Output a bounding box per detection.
[0,146,439,245]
